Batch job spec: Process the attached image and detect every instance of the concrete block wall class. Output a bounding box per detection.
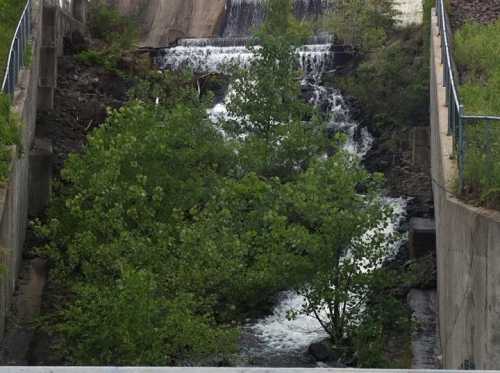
[430,9,500,370]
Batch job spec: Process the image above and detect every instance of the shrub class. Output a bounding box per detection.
[87,0,137,49]
[455,20,500,206]
[56,268,237,365]
[336,27,429,131]
[39,98,239,364]
[76,0,138,72]
[325,0,399,53]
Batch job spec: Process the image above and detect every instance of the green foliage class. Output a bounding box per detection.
[0,93,21,181]
[287,154,396,348]
[462,124,500,208]
[455,20,500,115]
[0,0,25,181]
[455,21,500,207]
[0,0,26,84]
[38,0,403,366]
[39,95,238,364]
[56,268,237,365]
[87,0,138,49]
[352,278,412,368]
[336,27,429,131]
[77,0,138,71]
[325,0,399,53]
[225,0,328,179]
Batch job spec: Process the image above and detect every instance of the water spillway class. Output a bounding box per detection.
[222,0,331,38]
[156,43,334,78]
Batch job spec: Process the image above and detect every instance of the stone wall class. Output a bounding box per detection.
[430,9,500,370]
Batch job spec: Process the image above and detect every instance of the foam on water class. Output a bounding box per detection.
[244,197,407,357]
[245,292,328,353]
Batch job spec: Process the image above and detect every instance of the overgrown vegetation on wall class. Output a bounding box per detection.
[76,0,139,72]
[0,0,25,84]
[0,0,25,182]
[35,0,410,367]
[454,20,500,207]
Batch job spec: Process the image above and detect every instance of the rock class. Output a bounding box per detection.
[308,338,337,362]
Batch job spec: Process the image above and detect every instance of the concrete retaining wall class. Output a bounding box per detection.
[0,0,86,339]
[0,0,44,339]
[430,9,500,370]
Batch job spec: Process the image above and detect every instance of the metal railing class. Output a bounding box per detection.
[1,0,33,97]
[436,0,500,193]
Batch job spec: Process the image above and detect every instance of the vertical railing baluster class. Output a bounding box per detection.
[458,106,465,193]
[2,0,34,97]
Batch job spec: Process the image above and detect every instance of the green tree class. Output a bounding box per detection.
[224,0,329,179]
[39,93,238,364]
[281,153,393,343]
[57,268,237,365]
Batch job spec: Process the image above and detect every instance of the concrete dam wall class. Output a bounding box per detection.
[109,0,227,46]
[110,0,424,47]
[111,0,329,47]
[430,8,500,370]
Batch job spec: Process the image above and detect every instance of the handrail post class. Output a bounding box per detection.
[458,105,465,193]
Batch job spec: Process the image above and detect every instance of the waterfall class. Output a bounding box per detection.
[154,1,406,366]
[222,0,331,38]
[156,43,334,76]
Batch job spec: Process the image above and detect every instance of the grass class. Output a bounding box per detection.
[0,0,25,182]
[454,20,500,208]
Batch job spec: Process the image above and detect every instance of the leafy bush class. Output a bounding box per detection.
[325,0,399,53]
[39,97,239,364]
[455,20,500,206]
[55,268,237,365]
[337,28,428,131]
[87,0,137,49]
[76,0,138,71]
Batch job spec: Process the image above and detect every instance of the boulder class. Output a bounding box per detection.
[308,338,337,362]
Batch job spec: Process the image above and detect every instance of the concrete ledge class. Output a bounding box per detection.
[0,369,498,373]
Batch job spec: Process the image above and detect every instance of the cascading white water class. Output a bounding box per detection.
[157,5,406,365]
[156,43,334,75]
[157,40,371,158]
